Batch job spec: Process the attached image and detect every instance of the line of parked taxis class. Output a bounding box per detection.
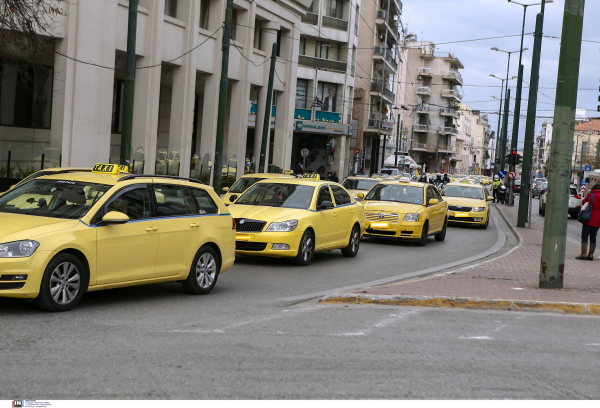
[0,165,494,312]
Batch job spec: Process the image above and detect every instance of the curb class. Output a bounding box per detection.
[493,204,524,245]
[320,293,600,316]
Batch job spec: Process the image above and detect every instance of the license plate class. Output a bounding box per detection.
[236,235,252,241]
[455,213,469,217]
[371,222,389,228]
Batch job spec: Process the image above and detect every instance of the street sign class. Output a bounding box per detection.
[300,148,309,158]
[498,170,507,179]
[354,148,360,154]
[508,171,516,179]
[585,165,592,171]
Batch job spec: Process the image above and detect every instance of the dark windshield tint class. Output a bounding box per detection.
[342,178,379,191]
[236,183,314,209]
[442,186,484,200]
[0,179,111,219]
[365,184,423,205]
[380,169,398,176]
[229,177,265,193]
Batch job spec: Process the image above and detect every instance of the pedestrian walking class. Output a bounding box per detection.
[576,183,600,261]
[294,161,304,176]
[331,172,339,183]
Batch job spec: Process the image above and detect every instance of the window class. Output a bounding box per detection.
[324,0,343,19]
[426,187,435,206]
[308,0,318,13]
[107,188,151,220]
[315,41,329,59]
[330,185,351,205]
[231,8,238,41]
[153,185,195,217]
[199,0,210,29]
[299,38,306,55]
[111,79,124,133]
[295,79,307,109]
[164,0,177,18]
[317,185,333,207]
[354,5,359,35]
[190,188,219,214]
[276,30,282,57]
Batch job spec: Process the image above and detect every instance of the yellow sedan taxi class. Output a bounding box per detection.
[359,178,448,246]
[0,164,235,312]
[341,176,382,201]
[227,177,364,265]
[441,182,493,229]
[221,173,296,204]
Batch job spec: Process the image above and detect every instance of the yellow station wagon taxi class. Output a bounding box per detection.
[227,177,365,265]
[0,164,235,312]
[221,173,296,204]
[441,182,493,229]
[360,178,448,246]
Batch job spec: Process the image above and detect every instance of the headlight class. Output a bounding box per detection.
[404,213,420,222]
[473,207,485,212]
[266,220,298,232]
[0,240,40,258]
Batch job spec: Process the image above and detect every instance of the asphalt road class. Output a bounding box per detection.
[516,195,582,243]
[1,206,597,399]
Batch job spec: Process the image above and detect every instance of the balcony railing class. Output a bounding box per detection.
[415,105,430,114]
[373,46,398,71]
[439,145,453,151]
[442,127,458,135]
[441,89,462,100]
[322,15,348,31]
[302,12,318,25]
[368,118,380,128]
[442,70,463,85]
[418,67,433,77]
[412,143,427,150]
[298,55,346,73]
[439,107,458,117]
[414,124,428,132]
[416,86,431,95]
[294,108,311,120]
[375,10,399,38]
[371,82,395,101]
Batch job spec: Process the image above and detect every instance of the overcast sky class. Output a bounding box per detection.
[402,0,599,148]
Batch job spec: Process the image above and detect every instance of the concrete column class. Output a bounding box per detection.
[199,74,220,179]
[51,0,118,167]
[253,85,268,172]
[226,80,251,178]
[331,135,347,179]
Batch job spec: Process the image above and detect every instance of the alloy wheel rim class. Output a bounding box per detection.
[351,229,359,252]
[302,235,313,261]
[50,262,81,305]
[196,253,217,288]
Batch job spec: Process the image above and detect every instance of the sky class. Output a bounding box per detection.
[401,0,600,148]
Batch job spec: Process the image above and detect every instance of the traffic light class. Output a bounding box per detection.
[511,150,518,165]
[326,142,334,157]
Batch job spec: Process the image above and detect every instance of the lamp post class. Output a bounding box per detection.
[490,75,517,173]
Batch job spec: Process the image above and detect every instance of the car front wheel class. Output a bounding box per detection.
[435,219,447,241]
[34,253,86,312]
[416,223,428,246]
[294,230,315,266]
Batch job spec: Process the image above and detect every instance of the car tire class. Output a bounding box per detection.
[480,215,489,230]
[182,246,220,295]
[34,253,86,312]
[435,219,447,241]
[293,230,315,266]
[415,222,428,246]
[538,205,542,215]
[341,225,360,257]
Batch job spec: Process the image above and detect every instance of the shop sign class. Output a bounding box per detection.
[294,120,350,135]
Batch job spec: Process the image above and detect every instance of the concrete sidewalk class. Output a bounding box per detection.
[321,204,600,315]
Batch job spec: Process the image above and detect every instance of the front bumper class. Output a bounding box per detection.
[447,210,486,225]
[362,220,423,240]
[0,251,51,299]
[234,231,300,258]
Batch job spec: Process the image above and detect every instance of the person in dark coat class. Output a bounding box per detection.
[331,172,339,183]
[577,183,600,261]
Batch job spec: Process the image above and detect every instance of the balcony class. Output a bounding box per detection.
[301,12,318,25]
[439,107,458,118]
[375,11,400,41]
[371,82,395,102]
[412,142,427,151]
[439,145,454,152]
[298,55,347,73]
[322,15,348,31]
[441,127,458,136]
[414,124,428,133]
[373,46,398,72]
[418,67,433,77]
[416,86,431,96]
[415,105,430,114]
[441,89,462,101]
[368,119,380,128]
[442,70,463,85]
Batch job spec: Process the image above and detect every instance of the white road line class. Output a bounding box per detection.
[329,310,420,336]
[467,336,493,340]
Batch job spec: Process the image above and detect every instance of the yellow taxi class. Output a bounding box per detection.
[227,177,364,265]
[441,182,493,229]
[0,164,235,312]
[341,176,382,201]
[0,167,92,195]
[221,173,296,205]
[359,177,448,246]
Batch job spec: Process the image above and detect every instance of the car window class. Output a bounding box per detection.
[330,185,351,205]
[190,188,219,214]
[107,188,151,220]
[236,183,315,209]
[432,187,442,201]
[570,188,578,196]
[442,186,484,200]
[426,187,435,205]
[365,184,423,204]
[342,178,379,191]
[152,185,195,217]
[317,186,333,207]
[229,177,266,193]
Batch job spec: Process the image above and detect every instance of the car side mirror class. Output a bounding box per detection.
[487,196,494,201]
[357,192,365,199]
[428,198,439,206]
[102,211,129,225]
[318,200,334,210]
[229,194,238,203]
[222,187,229,193]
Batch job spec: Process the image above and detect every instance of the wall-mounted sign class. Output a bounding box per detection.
[382,119,394,129]
[294,120,350,135]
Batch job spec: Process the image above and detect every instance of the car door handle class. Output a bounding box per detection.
[190,223,199,228]
[146,227,157,232]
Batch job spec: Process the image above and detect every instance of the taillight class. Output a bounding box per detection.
[574,195,581,199]
[232,218,236,230]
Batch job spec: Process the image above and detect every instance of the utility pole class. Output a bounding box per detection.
[395,115,401,168]
[120,0,138,168]
[500,89,511,172]
[518,5,546,227]
[212,0,233,193]
[410,125,414,158]
[540,0,585,289]
[259,43,278,173]
[494,81,504,172]
[508,64,524,206]
[435,132,440,173]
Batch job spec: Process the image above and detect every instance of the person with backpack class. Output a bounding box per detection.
[576,183,600,261]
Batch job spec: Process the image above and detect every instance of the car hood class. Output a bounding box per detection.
[228,204,309,222]
[442,196,485,208]
[362,200,424,214]
[0,213,79,243]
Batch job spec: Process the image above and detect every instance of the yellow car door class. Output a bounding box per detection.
[313,185,338,249]
[152,184,201,278]
[330,185,354,245]
[96,186,158,284]
[425,186,442,232]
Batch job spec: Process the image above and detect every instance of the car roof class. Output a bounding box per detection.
[240,173,295,179]
[446,182,483,188]
[36,172,210,190]
[254,178,336,186]
[379,180,426,187]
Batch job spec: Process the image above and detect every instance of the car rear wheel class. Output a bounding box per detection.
[293,230,315,266]
[416,223,428,246]
[435,219,447,241]
[182,246,219,295]
[34,253,86,312]
[341,225,360,257]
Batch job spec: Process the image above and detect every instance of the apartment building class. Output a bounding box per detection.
[572,120,600,170]
[0,0,310,185]
[292,0,360,179]
[352,0,403,175]
[534,122,552,177]
[455,104,491,175]
[401,39,463,174]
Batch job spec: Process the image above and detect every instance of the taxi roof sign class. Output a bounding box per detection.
[302,173,320,180]
[283,169,294,175]
[92,163,120,175]
[398,177,411,183]
[118,165,129,173]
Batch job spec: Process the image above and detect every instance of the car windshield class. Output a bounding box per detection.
[0,179,111,219]
[570,188,578,196]
[515,180,521,186]
[168,152,177,160]
[342,178,379,191]
[380,169,398,176]
[229,177,266,193]
[236,183,315,209]
[442,186,484,200]
[364,184,423,205]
